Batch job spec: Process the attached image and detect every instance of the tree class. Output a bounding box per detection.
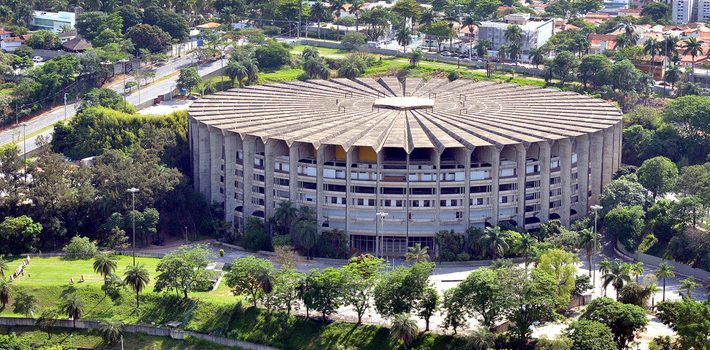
[270,268,303,315]
[390,313,419,350]
[601,259,632,301]
[678,278,700,298]
[683,37,704,73]
[126,24,172,53]
[630,261,644,283]
[405,243,430,263]
[577,229,600,278]
[254,40,291,69]
[36,308,59,339]
[176,67,202,94]
[343,255,382,324]
[478,226,510,259]
[396,26,412,53]
[60,293,84,329]
[579,54,611,89]
[341,32,367,50]
[643,37,662,80]
[241,217,270,252]
[417,287,439,332]
[664,96,710,156]
[123,264,150,308]
[271,200,298,236]
[143,6,189,41]
[116,5,143,32]
[227,48,259,87]
[466,327,496,350]
[0,257,7,279]
[565,320,616,350]
[656,298,710,349]
[392,0,423,31]
[641,2,671,23]
[654,262,675,302]
[303,267,347,322]
[450,267,510,329]
[506,267,561,345]
[25,30,60,50]
[63,236,98,258]
[581,297,648,349]
[294,210,317,259]
[225,256,275,307]
[0,278,10,308]
[78,88,132,113]
[374,262,434,318]
[310,0,331,39]
[664,64,681,90]
[551,51,579,85]
[409,48,423,67]
[637,156,678,199]
[76,11,123,41]
[606,205,646,252]
[93,253,118,295]
[504,24,523,45]
[0,215,42,255]
[599,178,649,214]
[154,245,214,299]
[474,40,492,58]
[97,320,123,345]
[537,248,578,306]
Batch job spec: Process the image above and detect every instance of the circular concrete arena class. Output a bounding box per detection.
[189,77,623,256]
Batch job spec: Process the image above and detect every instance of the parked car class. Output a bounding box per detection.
[32,56,43,62]
[439,51,453,57]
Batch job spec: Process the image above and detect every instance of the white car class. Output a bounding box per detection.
[32,56,43,62]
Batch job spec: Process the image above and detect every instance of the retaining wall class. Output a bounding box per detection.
[0,317,281,350]
[615,241,710,283]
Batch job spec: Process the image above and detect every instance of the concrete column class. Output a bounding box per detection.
[209,128,223,204]
[190,119,199,192]
[223,132,238,224]
[464,148,472,229]
[289,145,299,204]
[612,123,621,174]
[345,149,353,241]
[576,135,590,217]
[515,144,527,228]
[602,127,614,189]
[197,123,210,198]
[264,140,276,222]
[242,136,255,220]
[375,151,382,256]
[316,147,325,233]
[590,132,604,205]
[435,151,441,231]
[490,146,501,226]
[405,153,410,246]
[539,141,551,222]
[559,139,572,227]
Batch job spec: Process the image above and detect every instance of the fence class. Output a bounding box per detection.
[615,241,710,284]
[0,317,281,350]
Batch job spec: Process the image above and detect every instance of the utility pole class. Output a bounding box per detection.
[63,93,68,120]
[297,0,302,39]
[591,204,603,288]
[376,211,388,258]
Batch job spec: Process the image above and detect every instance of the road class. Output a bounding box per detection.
[0,54,226,154]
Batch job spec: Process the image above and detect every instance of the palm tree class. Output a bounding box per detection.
[310,0,331,39]
[631,262,644,283]
[405,243,430,263]
[272,200,298,236]
[390,313,419,350]
[504,24,523,45]
[577,229,601,279]
[466,327,495,350]
[98,320,123,345]
[679,278,700,298]
[93,253,118,296]
[123,264,150,308]
[294,208,318,259]
[616,18,638,45]
[61,293,84,329]
[498,44,508,63]
[0,278,9,308]
[599,258,612,297]
[474,40,492,58]
[508,42,521,66]
[409,48,423,67]
[331,0,347,39]
[478,227,510,260]
[602,260,632,301]
[0,257,7,278]
[396,26,413,54]
[643,37,662,80]
[663,35,680,63]
[419,8,435,28]
[518,233,535,271]
[226,60,247,87]
[655,262,675,302]
[614,33,631,49]
[350,0,365,32]
[36,308,58,339]
[462,16,480,59]
[528,46,547,68]
[683,37,704,78]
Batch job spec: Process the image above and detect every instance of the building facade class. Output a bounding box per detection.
[31,11,76,33]
[189,78,623,256]
[478,14,555,62]
[672,0,696,23]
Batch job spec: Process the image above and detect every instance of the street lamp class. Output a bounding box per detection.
[591,204,603,288]
[127,187,140,266]
[376,211,388,258]
[118,59,129,110]
[63,93,68,120]
[20,122,27,182]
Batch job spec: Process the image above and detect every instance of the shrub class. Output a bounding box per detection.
[254,40,291,70]
[219,249,225,257]
[448,71,459,81]
[341,32,366,50]
[272,235,292,247]
[62,236,98,259]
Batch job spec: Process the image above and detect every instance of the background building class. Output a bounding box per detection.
[673,0,697,23]
[188,78,623,256]
[478,14,554,62]
[31,10,76,33]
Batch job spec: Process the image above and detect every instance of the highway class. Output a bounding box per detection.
[0,54,226,154]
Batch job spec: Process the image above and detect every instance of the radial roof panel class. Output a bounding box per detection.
[189,78,623,150]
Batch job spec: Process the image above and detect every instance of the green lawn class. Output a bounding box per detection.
[1,256,467,350]
[3,327,233,350]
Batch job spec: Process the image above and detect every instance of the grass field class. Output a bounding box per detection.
[1,256,466,350]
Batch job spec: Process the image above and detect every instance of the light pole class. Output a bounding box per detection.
[591,204,603,288]
[184,226,188,244]
[127,187,140,266]
[63,93,68,120]
[376,211,388,258]
[20,122,27,182]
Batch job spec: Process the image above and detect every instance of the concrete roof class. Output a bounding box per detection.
[189,78,622,153]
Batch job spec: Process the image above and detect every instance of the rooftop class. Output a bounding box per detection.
[189,78,622,152]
